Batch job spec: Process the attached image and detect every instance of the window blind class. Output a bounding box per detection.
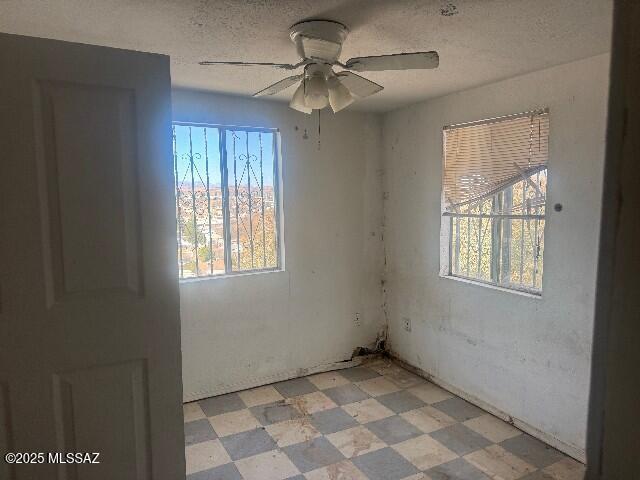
[442,109,549,212]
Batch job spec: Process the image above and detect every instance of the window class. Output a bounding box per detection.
[173,122,282,279]
[440,109,549,294]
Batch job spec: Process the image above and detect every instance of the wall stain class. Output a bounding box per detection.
[440,2,459,16]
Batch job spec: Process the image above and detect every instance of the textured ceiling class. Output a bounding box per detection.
[0,0,613,112]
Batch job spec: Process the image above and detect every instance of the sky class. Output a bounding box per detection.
[173,124,276,190]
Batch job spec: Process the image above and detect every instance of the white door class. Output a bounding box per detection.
[0,33,185,479]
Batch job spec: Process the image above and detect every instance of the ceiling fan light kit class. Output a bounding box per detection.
[327,76,354,113]
[290,82,312,114]
[304,65,331,109]
[199,19,439,114]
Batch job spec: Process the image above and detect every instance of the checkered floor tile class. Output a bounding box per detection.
[184,358,585,480]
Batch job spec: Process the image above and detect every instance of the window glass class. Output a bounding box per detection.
[441,110,549,294]
[173,123,281,279]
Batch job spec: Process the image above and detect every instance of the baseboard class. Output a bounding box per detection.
[389,353,587,464]
[183,354,380,403]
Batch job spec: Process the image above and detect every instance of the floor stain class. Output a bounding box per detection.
[262,400,291,423]
[286,395,310,417]
[281,397,318,443]
[350,432,374,457]
[326,462,348,480]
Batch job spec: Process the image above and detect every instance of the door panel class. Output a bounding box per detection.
[52,361,150,480]
[0,33,185,479]
[34,80,142,300]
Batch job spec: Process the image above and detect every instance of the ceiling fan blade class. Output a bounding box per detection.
[345,51,439,72]
[199,60,300,70]
[253,75,303,97]
[336,71,383,98]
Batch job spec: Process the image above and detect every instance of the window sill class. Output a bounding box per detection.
[179,268,285,284]
[439,274,542,299]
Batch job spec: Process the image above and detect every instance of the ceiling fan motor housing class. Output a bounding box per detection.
[289,20,349,63]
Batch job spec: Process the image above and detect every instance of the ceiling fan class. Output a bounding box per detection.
[199,20,439,114]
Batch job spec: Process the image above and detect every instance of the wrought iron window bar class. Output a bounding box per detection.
[172,122,281,279]
[447,169,546,294]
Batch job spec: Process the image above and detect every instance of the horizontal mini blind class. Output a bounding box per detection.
[442,109,549,211]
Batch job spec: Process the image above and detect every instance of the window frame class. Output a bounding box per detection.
[439,110,549,296]
[173,121,284,281]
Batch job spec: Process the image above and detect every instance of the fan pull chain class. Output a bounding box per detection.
[317,108,321,150]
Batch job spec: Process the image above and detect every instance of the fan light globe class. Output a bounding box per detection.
[290,82,312,113]
[304,74,329,109]
[327,77,354,113]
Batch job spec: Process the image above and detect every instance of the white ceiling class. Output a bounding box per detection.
[0,0,613,112]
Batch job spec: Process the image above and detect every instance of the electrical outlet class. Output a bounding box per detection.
[402,317,412,332]
[354,313,362,327]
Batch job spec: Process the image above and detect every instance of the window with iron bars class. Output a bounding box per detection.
[441,109,549,294]
[446,169,547,293]
[173,122,282,279]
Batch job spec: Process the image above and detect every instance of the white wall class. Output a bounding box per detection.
[175,54,609,457]
[381,54,610,457]
[173,90,385,401]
